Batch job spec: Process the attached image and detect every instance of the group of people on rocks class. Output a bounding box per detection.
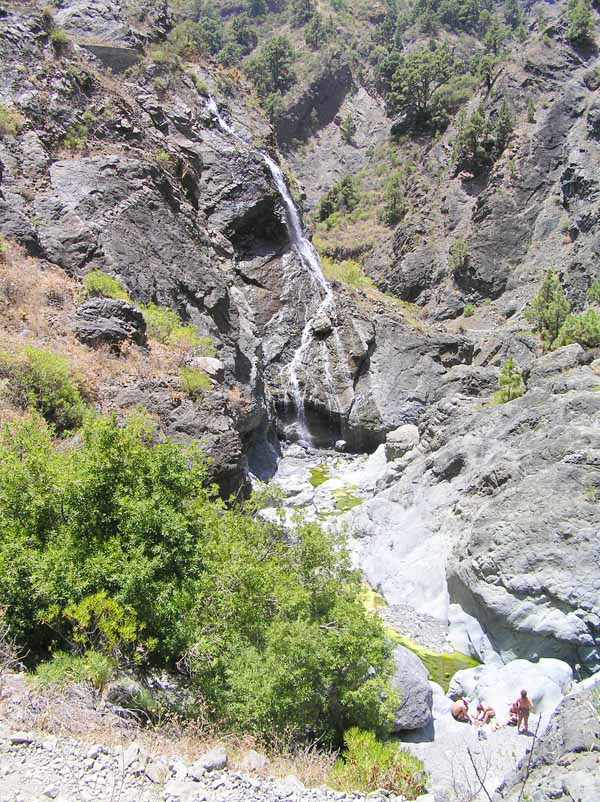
[451,689,533,734]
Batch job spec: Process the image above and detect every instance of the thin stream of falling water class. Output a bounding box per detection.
[207,98,337,445]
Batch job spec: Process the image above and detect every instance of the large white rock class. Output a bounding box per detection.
[448,658,573,723]
[347,497,449,620]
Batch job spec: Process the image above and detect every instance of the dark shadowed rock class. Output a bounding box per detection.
[75,297,147,349]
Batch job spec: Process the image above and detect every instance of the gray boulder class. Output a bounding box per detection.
[385,424,420,461]
[103,676,144,708]
[390,645,433,731]
[193,745,227,772]
[75,297,146,349]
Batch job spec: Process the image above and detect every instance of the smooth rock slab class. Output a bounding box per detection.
[448,658,573,722]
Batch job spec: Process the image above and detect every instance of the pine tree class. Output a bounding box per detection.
[525,271,571,348]
[498,358,524,403]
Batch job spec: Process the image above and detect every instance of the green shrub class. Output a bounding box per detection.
[180,366,212,397]
[244,35,296,97]
[318,176,361,222]
[567,0,594,45]
[60,592,140,658]
[141,302,214,351]
[381,171,409,226]
[0,235,8,261]
[84,270,131,301]
[0,104,24,138]
[155,150,172,166]
[322,257,373,290]
[50,27,70,54]
[330,729,427,799]
[463,303,475,317]
[63,122,89,151]
[554,309,600,349]
[0,412,397,746]
[525,271,571,348]
[340,113,356,144]
[190,72,208,94]
[587,278,600,304]
[0,346,87,433]
[496,357,525,403]
[449,238,469,272]
[33,650,116,693]
[148,44,180,69]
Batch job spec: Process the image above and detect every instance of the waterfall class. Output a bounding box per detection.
[207,98,335,446]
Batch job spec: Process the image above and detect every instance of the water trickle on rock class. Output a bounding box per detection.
[207,98,336,446]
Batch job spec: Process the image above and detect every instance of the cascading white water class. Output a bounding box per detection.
[207,98,336,445]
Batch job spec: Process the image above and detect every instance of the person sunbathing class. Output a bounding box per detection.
[475,702,495,726]
[508,699,519,726]
[451,698,472,723]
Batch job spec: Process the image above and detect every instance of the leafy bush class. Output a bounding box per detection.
[0,104,24,138]
[322,257,373,290]
[289,0,315,26]
[387,43,454,128]
[340,113,356,144]
[63,122,89,151]
[567,0,594,45]
[141,303,214,351]
[245,36,296,98]
[554,309,600,349]
[180,366,212,396]
[0,235,8,261]
[0,346,87,433]
[330,729,427,799]
[84,270,131,301]
[587,278,600,303]
[449,238,469,272]
[463,303,475,317]
[50,27,70,54]
[452,101,513,175]
[33,650,116,693]
[0,413,397,746]
[381,170,411,226]
[318,176,361,222]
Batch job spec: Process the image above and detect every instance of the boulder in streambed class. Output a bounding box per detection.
[385,424,420,461]
[391,645,433,731]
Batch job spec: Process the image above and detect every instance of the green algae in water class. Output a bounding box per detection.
[308,464,330,487]
[360,585,479,692]
[394,634,479,692]
[332,487,363,511]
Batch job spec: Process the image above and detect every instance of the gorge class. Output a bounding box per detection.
[0,0,599,800]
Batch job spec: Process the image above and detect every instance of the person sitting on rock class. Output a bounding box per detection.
[516,689,533,734]
[474,702,495,726]
[508,699,519,726]
[451,698,472,723]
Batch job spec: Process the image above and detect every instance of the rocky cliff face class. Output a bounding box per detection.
[0,0,474,480]
[1,0,599,675]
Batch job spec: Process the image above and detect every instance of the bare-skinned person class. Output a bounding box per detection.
[474,702,495,726]
[517,688,534,734]
[451,698,472,723]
